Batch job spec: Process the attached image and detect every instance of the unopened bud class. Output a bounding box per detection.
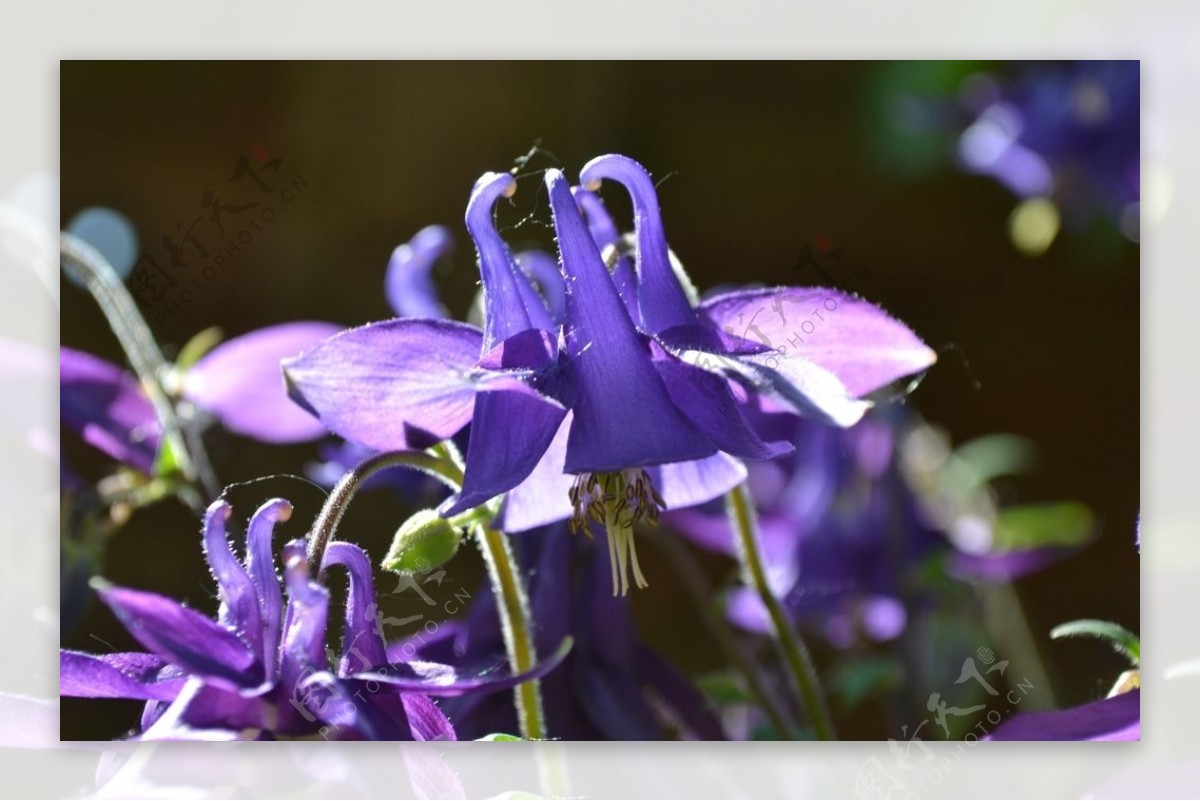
[381,509,462,575]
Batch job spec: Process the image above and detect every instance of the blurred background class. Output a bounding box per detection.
[58,61,1139,740]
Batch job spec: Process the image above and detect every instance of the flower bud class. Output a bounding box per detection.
[381,509,462,575]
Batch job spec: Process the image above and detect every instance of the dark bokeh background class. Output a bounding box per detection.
[60,61,1139,739]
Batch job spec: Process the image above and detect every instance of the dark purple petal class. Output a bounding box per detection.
[467,172,543,349]
[516,250,568,323]
[361,638,572,697]
[201,501,265,663]
[573,187,638,319]
[385,225,453,319]
[651,345,793,461]
[986,689,1139,741]
[60,347,159,472]
[296,674,413,740]
[494,413,575,532]
[185,322,344,443]
[59,650,186,700]
[137,678,253,741]
[282,318,483,451]
[546,169,714,473]
[446,390,568,515]
[246,498,291,673]
[320,541,388,674]
[95,582,262,690]
[950,546,1077,581]
[699,287,937,399]
[580,154,696,333]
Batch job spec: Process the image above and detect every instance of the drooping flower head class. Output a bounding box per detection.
[59,498,563,740]
[285,154,938,594]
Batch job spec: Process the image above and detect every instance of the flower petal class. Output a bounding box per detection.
[986,689,1140,741]
[698,287,937,399]
[283,318,484,451]
[201,501,264,664]
[320,541,388,674]
[572,188,638,319]
[580,154,696,333]
[385,225,453,319]
[494,412,576,532]
[295,674,414,740]
[362,638,573,697]
[94,582,262,690]
[546,168,714,473]
[185,322,344,443]
[60,347,159,471]
[246,498,291,673]
[651,345,793,461]
[516,250,568,323]
[401,694,458,741]
[59,650,186,700]
[647,452,748,511]
[467,172,547,348]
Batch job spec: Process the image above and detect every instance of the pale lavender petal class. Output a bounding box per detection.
[385,225,453,319]
[185,321,344,443]
[60,347,159,471]
[699,287,937,399]
[59,650,186,700]
[283,318,483,451]
[648,452,748,512]
[495,412,576,533]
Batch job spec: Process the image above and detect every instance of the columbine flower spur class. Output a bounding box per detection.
[284,154,936,595]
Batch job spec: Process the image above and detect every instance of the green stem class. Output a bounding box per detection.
[644,527,797,739]
[726,484,836,740]
[306,449,463,570]
[60,232,218,504]
[475,524,546,741]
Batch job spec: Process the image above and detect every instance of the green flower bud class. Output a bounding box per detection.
[381,509,462,575]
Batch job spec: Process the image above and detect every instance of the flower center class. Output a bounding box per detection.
[569,468,665,596]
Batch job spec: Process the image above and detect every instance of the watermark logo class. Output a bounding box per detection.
[127,145,309,330]
[854,647,1035,800]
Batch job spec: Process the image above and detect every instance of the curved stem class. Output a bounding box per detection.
[60,232,219,503]
[726,484,836,740]
[306,449,463,570]
[475,524,546,741]
[644,526,797,739]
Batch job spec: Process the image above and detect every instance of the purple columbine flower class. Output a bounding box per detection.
[284,155,936,594]
[406,524,723,740]
[60,322,342,473]
[60,498,564,740]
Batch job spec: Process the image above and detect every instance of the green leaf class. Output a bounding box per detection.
[1051,619,1140,665]
[152,436,185,479]
[954,434,1037,488]
[174,326,224,372]
[694,672,755,706]
[476,732,523,742]
[991,502,1094,552]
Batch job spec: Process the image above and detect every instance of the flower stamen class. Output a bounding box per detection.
[569,468,663,595]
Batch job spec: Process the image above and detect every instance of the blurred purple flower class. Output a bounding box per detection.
[60,322,340,473]
[958,61,1139,231]
[60,498,565,740]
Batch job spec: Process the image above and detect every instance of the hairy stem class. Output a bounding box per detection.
[306,449,463,570]
[475,524,546,741]
[727,484,836,740]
